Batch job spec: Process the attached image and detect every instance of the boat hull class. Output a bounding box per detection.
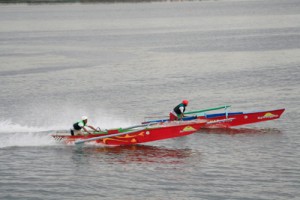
[143,108,285,128]
[201,109,285,128]
[52,120,206,146]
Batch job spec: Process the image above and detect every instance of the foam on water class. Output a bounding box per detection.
[0,119,48,133]
[0,119,57,148]
[0,132,57,148]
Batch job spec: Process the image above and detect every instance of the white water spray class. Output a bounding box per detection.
[0,132,57,148]
[0,119,58,148]
[0,119,47,133]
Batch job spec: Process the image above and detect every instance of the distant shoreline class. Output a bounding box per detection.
[0,0,202,4]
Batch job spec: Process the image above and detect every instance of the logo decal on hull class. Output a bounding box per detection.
[206,118,234,125]
[181,126,196,132]
[258,112,278,120]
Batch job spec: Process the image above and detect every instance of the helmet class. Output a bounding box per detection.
[182,100,189,105]
[81,116,88,120]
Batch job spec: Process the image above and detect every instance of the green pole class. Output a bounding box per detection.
[185,105,231,115]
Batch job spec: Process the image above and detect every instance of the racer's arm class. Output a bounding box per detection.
[87,125,98,132]
[82,127,93,135]
[179,107,185,119]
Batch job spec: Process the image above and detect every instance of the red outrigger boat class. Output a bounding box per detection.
[52,120,207,146]
[53,105,284,146]
[143,106,285,128]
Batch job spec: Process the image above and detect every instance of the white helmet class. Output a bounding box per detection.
[82,116,88,120]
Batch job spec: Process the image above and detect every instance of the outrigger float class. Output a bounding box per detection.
[143,105,285,128]
[52,120,207,146]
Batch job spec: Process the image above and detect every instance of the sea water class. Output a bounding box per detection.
[0,0,300,199]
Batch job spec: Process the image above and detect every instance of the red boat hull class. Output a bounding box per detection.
[199,109,285,128]
[52,120,206,146]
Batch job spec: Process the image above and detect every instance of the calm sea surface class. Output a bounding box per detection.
[0,0,300,199]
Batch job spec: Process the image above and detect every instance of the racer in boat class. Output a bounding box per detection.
[169,100,189,121]
[70,116,99,136]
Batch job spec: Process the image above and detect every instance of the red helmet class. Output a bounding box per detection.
[182,99,189,105]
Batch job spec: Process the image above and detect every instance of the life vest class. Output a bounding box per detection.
[73,120,86,130]
[173,103,186,115]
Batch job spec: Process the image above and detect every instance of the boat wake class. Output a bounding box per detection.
[0,132,57,148]
[0,119,48,133]
[0,119,59,148]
